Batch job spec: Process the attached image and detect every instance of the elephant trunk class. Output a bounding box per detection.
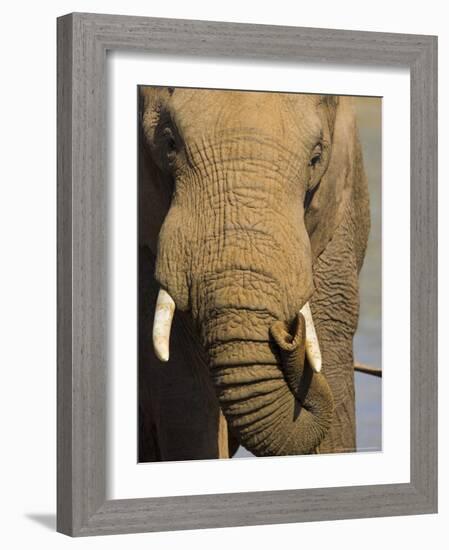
[200,306,334,456]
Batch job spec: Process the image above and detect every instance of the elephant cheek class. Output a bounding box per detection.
[154,206,191,311]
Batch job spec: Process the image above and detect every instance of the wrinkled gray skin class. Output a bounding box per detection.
[139,87,370,459]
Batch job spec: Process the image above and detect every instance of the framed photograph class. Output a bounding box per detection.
[57,13,437,536]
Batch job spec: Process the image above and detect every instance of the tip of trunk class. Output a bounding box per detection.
[210,312,334,456]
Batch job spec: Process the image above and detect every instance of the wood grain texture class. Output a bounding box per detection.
[57,12,438,536]
[409,36,438,510]
[57,14,74,536]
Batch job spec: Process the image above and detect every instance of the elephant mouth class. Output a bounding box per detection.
[152,287,322,373]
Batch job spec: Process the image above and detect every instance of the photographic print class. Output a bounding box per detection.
[138,86,381,461]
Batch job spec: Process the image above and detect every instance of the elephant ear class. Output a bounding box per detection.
[305,96,369,270]
[138,86,175,255]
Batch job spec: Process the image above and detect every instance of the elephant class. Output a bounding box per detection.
[138,86,370,460]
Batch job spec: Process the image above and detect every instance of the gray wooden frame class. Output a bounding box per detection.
[57,12,438,537]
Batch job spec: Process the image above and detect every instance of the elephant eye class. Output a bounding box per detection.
[162,126,177,151]
[306,140,329,199]
[305,143,326,209]
[309,143,323,168]
[154,122,180,167]
[310,152,321,167]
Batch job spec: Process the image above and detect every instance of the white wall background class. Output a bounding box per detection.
[0,1,444,548]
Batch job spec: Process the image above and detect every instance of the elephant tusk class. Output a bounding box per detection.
[300,302,322,373]
[153,288,176,362]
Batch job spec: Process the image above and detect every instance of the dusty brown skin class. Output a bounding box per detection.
[139,87,370,458]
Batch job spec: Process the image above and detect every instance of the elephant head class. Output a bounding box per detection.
[140,87,370,456]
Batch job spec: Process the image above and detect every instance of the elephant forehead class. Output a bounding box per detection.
[170,88,319,143]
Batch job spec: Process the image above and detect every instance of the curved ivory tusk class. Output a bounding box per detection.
[300,302,322,373]
[153,288,176,362]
